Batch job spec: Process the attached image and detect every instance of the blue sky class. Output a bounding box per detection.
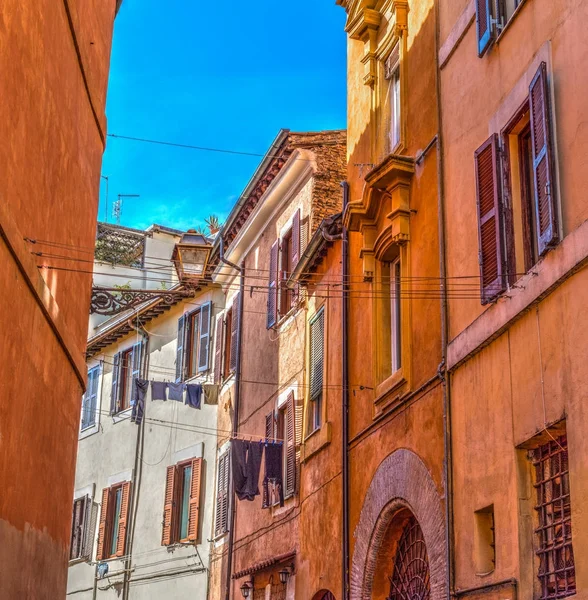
[100,1,347,232]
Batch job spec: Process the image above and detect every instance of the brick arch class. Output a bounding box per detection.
[350,449,447,600]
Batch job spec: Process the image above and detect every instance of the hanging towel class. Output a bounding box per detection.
[202,384,218,405]
[263,442,284,507]
[168,382,185,402]
[151,381,168,401]
[131,379,148,425]
[186,384,202,409]
[231,440,264,501]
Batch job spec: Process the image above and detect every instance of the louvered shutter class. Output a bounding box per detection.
[475,0,493,57]
[529,62,558,255]
[176,315,186,382]
[82,368,99,429]
[309,310,325,401]
[131,341,142,395]
[110,353,121,414]
[295,399,303,494]
[115,482,131,557]
[284,393,296,498]
[81,496,94,560]
[267,240,279,328]
[475,134,506,304]
[229,294,240,373]
[213,315,224,384]
[187,458,203,541]
[198,302,212,372]
[96,487,110,560]
[291,210,301,303]
[161,465,177,546]
[215,452,230,537]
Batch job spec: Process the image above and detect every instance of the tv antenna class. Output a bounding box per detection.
[113,194,140,225]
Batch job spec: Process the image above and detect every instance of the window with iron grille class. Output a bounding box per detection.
[530,435,575,600]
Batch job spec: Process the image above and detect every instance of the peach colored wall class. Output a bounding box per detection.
[0,1,116,597]
[440,0,588,596]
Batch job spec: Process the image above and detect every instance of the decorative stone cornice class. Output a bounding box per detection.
[344,154,414,279]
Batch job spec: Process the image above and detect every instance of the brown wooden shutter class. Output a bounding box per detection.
[475,134,506,304]
[213,316,224,384]
[215,452,230,537]
[115,482,131,557]
[161,465,177,546]
[529,62,558,255]
[198,302,212,372]
[267,240,279,328]
[284,393,296,497]
[229,293,240,373]
[187,458,203,541]
[475,0,493,57]
[291,210,301,303]
[96,487,110,560]
[110,353,121,415]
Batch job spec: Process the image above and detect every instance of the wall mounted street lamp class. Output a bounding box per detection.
[278,565,293,585]
[172,230,212,282]
[240,580,253,599]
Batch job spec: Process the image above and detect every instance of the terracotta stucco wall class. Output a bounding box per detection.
[0,2,116,597]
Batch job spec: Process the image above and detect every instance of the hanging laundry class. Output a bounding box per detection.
[151,381,168,401]
[186,384,202,409]
[167,382,185,402]
[231,439,264,501]
[202,384,218,405]
[131,379,148,425]
[263,442,284,507]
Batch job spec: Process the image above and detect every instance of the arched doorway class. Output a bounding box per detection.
[350,450,446,600]
[312,590,336,600]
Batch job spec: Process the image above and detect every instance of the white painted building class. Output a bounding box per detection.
[67,225,228,600]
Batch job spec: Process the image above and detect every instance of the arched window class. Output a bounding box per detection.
[388,516,430,600]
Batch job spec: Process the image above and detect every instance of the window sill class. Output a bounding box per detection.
[79,423,99,440]
[374,369,409,417]
[213,532,229,547]
[302,422,331,463]
[272,494,296,517]
[68,557,90,566]
[112,408,132,423]
[275,303,303,329]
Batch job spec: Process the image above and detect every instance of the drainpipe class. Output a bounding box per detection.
[341,182,350,600]
[121,315,150,600]
[220,235,245,600]
[433,0,454,596]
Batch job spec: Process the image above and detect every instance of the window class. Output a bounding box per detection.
[81,366,100,430]
[378,253,402,380]
[308,309,325,434]
[263,393,299,507]
[214,451,230,537]
[110,342,142,414]
[96,481,131,560]
[214,296,240,384]
[161,458,203,545]
[476,0,524,56]
[475,62,557,304]
[385,43,401,152]
[70,496,92,561]
[176,302,212,381]
[474,505,495,575]
[267,209,301,328]
[530,436,575,600]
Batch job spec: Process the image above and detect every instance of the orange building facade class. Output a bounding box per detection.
[0,2,119,597]
[439,1,588,600]
[338,2,448,600]
[214,130,346,600]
